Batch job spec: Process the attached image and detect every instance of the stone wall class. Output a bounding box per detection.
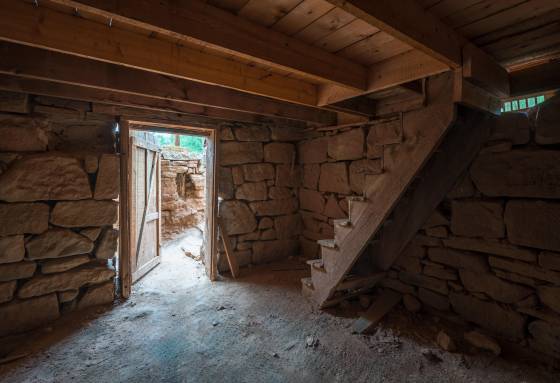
[297,117,401,259]
[383,102,560,360]
[0,93,118,337]
[217,123,303,270]
[161,147,205,242]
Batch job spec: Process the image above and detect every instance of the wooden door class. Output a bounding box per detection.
[130,136,162,283]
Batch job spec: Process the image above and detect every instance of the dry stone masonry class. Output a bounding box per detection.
[218,123,302,269]
[382,100,560,361]
[0,93,118,336]
[160,147,206,242]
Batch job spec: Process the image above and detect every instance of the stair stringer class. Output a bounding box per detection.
[374,107,493,271]
[309,72,458,308]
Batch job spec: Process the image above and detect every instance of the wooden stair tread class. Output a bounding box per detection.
[317,239,337,248]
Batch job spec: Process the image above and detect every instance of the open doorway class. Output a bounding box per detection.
[118,121,218,298]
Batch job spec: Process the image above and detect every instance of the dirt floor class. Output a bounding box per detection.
[0,247,558,383]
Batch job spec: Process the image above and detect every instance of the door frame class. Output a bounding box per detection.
[119,120,219,298]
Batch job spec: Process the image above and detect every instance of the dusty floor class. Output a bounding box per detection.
[0,248,558,383]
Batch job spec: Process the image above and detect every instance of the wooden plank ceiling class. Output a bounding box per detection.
[0,0,558,126]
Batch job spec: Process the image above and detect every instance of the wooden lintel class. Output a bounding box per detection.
[454,71,502,116]
[463,44,510,97]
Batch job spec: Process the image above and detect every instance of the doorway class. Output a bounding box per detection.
[118,121,218,298]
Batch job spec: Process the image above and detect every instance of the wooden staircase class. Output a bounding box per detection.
[302,72,493,308]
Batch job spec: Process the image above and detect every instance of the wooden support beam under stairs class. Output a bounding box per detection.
[302,72,459,308]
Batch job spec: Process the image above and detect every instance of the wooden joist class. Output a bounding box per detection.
[0,0,317,106]
[0,42,335,125]
[322,0,510,102]
[510,61,560,97]
[318,50,449,106]
[49,0,367,91]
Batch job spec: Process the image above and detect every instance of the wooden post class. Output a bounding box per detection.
[118,120,132,299]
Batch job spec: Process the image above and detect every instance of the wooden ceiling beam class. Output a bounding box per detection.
[318,50,448,106]
[48,0,368,91]
[324,0,510,98]
[510,61,560,97]
[0,73,302,126]
[0,42,335,125]
[0,0,318,106]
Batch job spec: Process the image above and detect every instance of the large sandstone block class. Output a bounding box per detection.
[0,202,49,236]
[18,265,115,298]
[51,200,118,228]
[264,143,294,164]
[505,200,560,252]
[78,281,115,309]
[449,292,526,341]
[249,198,297,216]
[327,128,364,161]
[418,288,450,311]
[270,125,304,141]
[299,188,324,214]
[220,142,263,166]
[471,151,560,198]
[443,236,536,262]
[269,186,292,200]
[96,228,119,260]
[489,256,560,284]
[528,320,560,359]
[235,182,268,201]
[368,119,402,146]
[538,286,560,314]
[539,251,560,271]
[26,229,94,260]
[232,125,270,142]
[0,261,36,282]
[0,294,60,337]
[41,254,91,274]
[428,247,489,272]
[275,164,300,188]
[94,154,120,200]
[349,159,382,194]
[398,272,448,295]
[252,239,298,264]
[302,164,320,190]
[298,138,327,164]
[274,214,301,239]
[318,163,351,194]
[219,200,256,235]
[218,167,234,199]
[323,195,346,219]
[451,200,504,238]
[0,235,24,264]
[0,155,91,202]
[0,281,16,304]
[0,126,47,152]
[534,95,560,145]
[459,270,532,304]
[242,163,274,182]
[489,112,530,145]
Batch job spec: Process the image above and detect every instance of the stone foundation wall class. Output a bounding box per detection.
[0,93,118,337]
[383,104,560,360]
[297,117,403,259]
[161,147,205,243]
[217,123,303,270]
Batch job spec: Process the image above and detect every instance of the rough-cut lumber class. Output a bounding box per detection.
[454,71,501,116]
[0,90,29,114]
[0,1,316,106]
[510,61,560,97]
[0,42,335,125]
[318,50,449,105]
[49,0,367,91]
[352,290,402,334]
[323,0,509,100]
[373,108,492,270]
[218,218,239,279]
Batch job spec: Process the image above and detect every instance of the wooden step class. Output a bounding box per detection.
[306,258,325,272]
[348,197,369,223]
[317,238,337,249]
[334,219,353,243]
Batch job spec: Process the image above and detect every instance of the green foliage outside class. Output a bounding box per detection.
[153,132,205,155]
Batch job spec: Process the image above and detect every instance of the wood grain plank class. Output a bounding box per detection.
[238,0,303,27]
[295,7,356,44]
[314,18,379,53]
[272,0,335,35]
